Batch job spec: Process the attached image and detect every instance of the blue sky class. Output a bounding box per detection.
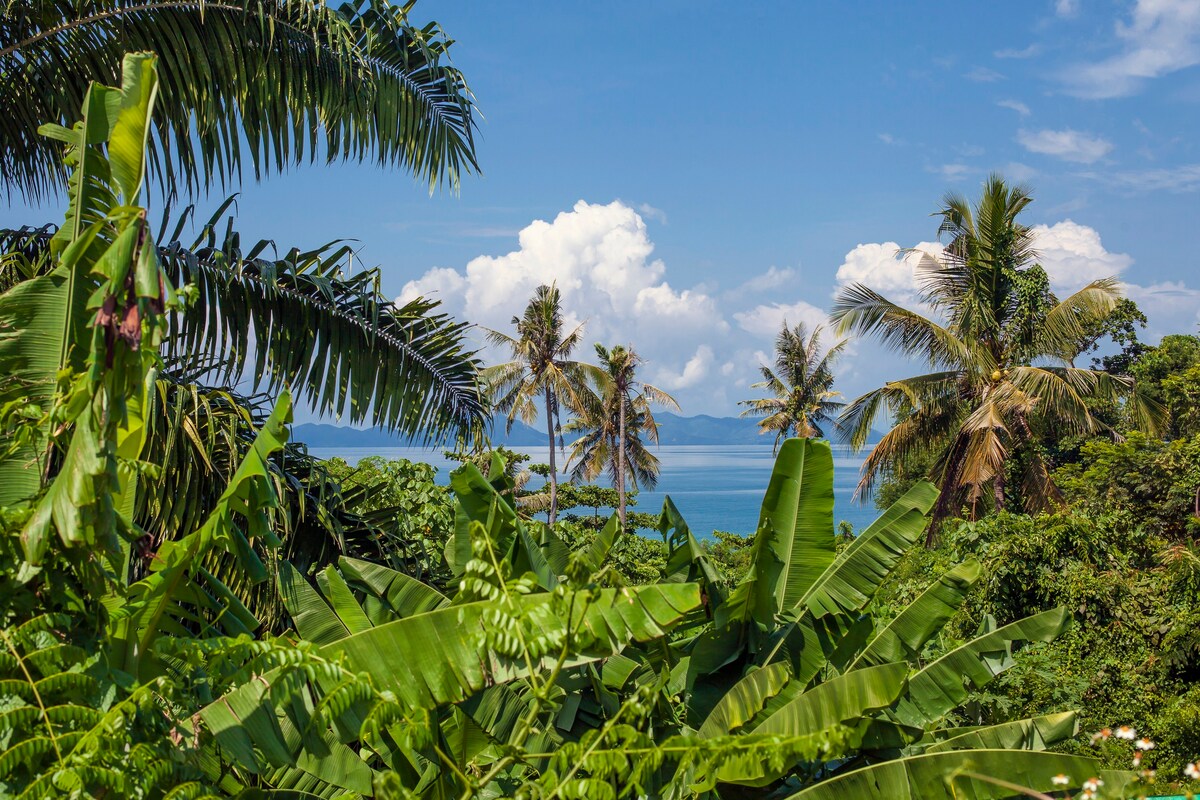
[6,0,1200,419]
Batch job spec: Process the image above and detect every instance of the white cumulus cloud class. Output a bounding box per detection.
[1017,129,1114,163]
[833,241,944,298]
[1032,220,1133,291]
[399,200,741,414]
[654,346,714,391]
[733,300,829,339]
[400,200,719,338]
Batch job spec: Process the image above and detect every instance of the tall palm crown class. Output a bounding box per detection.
[2,0,478,200]
[739,322,846,450]
[566,344,679,527]
[832,175,1154,530]
[483,285,598,524]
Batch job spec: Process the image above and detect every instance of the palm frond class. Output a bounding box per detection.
[640,382,681,412]
[159,216,486,441]
[5,219,488,440]
[831,284,968,368]
[1006,367,1098,438]
[2,0,479,200]
[1038,279,1122,361]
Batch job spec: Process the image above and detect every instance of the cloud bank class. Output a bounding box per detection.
[399,201,1198,418]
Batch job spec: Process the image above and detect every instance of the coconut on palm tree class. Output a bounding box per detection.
[566,344,679,527]
[739,322,846,450]
[832,175,1159,532]
[483,285,599,524]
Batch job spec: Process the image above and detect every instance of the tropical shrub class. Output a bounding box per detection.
[873,509,1200,785]
[1055,433,1200,539]
[324,455,456,582]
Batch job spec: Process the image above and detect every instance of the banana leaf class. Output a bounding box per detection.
[782,750,1127,799]
[894,608,1071,726]
[201,582,701,771]
[922,712,1079,753]
[847,558,981,671]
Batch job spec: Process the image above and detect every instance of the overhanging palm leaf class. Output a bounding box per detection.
[3,212,488,442]
[832,285,969,369]
[165,244,486,440]
[2,0,478,201]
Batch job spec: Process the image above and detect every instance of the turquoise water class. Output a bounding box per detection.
[308,444,877,538]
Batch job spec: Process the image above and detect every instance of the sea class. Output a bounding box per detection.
[307,444,877,539]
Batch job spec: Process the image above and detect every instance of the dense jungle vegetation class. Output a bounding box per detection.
[1,3,1198,798]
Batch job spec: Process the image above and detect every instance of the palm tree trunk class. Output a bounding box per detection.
[617,394,627,528]
[545,386,558,525]
[993,471,1005,512]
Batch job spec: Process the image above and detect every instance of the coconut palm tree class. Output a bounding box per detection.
[739,322,846,450]
[566,344,679,527]
[1,0,477,201]
[832,174,1158,532]
[483,285,599,524]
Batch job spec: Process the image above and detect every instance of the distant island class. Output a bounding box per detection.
[294,413,886,449]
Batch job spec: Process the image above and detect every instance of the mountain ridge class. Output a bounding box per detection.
[293,412,885,448]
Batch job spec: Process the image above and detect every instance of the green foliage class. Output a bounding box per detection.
[1080,297,1149,375]
[639,439,1101,797]
[324,455,455,582]
[556,521,668,585]
[0,56,323,799]
[199,461,707,798]
[1130,334,1200,439]
[873,509,1200,782]
[1055,433,1200,539]
[706,531,755,585]
[0,615,222,798]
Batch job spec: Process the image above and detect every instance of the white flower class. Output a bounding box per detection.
[1051,773,1070,786]
[1186,761,1200,780]
[1115,725,1137,740]
[1082,776,1104,791]
[1136,737,1155,750]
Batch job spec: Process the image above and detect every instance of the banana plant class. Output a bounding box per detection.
[671,438,1112,797]
[0,54,311,795]
[197,459,708,797]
